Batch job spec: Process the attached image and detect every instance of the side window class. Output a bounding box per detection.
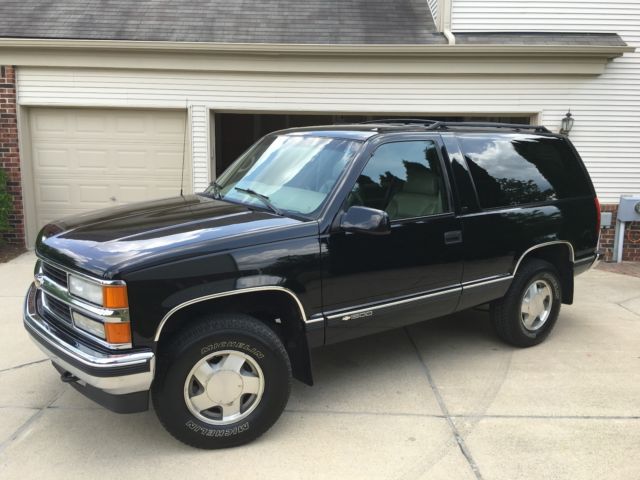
[349,140,449,220]
[459,134,591,209]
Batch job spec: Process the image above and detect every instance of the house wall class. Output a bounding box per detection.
[451,0,640,259]
[451,0,640,205]
[15,65,636,204]
[0,65,23,244]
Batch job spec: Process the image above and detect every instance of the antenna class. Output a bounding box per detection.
[179,101,188,197]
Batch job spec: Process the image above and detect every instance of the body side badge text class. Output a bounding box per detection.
[341,310,373,322]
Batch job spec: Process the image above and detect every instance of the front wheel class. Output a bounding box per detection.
[491,259,562,347]
[152,314,292,449]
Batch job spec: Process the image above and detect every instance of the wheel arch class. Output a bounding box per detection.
[155,287,314,385]
[512,241,575,304]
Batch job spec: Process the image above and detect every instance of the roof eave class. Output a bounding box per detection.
[0,38,634,58]
[0,38,633,76]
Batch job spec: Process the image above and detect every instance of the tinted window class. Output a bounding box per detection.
[459,134,591,209]
[348,140,448,220]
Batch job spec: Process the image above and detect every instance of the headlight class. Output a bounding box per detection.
[69,275,103,305]
[68,275,129,309]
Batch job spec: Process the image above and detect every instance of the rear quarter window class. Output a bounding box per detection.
[458,134,592,209]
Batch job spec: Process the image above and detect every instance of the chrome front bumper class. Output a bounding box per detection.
[23,283,154,396]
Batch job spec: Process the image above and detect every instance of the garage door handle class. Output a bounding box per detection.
[110,196,117,202]
[444,230,463,245]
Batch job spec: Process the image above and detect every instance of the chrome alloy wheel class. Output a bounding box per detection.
[183,350,265,425]
[520,279,553,332]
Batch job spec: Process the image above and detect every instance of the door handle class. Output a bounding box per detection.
[444,230,463,245]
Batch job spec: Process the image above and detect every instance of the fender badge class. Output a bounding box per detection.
[341,311,373,322]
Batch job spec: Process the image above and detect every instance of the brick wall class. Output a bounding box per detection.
[599,204,640,262]
[0,65,24,246]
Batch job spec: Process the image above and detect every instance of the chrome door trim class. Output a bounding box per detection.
[154,286,309,341]
[461,275,513,289]
[512,241,575,276]
[325,286,462,321]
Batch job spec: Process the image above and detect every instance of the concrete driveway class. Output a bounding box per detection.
[1,252,639,480]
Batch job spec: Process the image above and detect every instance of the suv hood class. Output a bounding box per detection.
[36,195,317,278]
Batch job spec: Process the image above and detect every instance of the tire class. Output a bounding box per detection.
[490,259,562,348]
[152,313,292,449]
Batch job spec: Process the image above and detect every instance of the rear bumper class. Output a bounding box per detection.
[23,283,154,412]
[574,251,601,276]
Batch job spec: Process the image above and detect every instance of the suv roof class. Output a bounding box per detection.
[275,120,553,141]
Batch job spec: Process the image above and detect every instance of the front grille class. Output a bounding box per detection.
[45,293,72,324]
[42,262,68,288]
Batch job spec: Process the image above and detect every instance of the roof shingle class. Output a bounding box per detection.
[0,0,446,44]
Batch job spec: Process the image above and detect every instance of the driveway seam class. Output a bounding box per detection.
[404,327,484,480]
[0,390,63,456]
[0,358,48,374]
[283,409,640,421]
[616,303,640,318]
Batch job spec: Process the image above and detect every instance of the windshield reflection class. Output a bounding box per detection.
[203,134,362,217]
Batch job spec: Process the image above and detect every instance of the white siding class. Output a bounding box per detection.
[452,0,640,203]
[451,1,638,33]
[190,105,210,191]
[17,59,639,203]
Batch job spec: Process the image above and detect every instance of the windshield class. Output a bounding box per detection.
[203,134,362,217]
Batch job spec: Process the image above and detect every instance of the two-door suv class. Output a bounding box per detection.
[24,120,600,448]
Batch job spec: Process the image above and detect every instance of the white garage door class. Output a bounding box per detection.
[29,108,189,229]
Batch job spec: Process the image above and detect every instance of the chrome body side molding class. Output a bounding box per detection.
[154,286,309,341]
[461,275,513,289]
[512,240,575,275]
[325,286,462,321]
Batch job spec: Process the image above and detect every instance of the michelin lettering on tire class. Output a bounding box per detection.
[185,420,250,437]
[201,342,265,359]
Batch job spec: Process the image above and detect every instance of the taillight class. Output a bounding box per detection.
[594,197,601,233]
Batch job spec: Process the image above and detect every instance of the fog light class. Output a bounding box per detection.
[72,311,106,339]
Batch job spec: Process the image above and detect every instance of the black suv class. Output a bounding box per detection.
[24,120,600,448]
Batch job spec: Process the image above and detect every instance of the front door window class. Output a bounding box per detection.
[348,140,449,220]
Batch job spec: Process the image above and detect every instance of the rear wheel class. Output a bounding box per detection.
[152,313,291,449]
[491,259,562,347]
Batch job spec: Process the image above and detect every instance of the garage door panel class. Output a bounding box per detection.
[32,110,68,134]
[33,148,70,169]
[79,185,111,204]
[77,150,109,170]
[38,184,71,204]
[30,108,189,233]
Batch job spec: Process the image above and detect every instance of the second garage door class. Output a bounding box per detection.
[29,107,189,231]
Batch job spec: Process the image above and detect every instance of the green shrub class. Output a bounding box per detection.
[0,168,12,233]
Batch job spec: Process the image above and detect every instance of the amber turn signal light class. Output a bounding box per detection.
[104,322,132,344]
[103,285,128,309]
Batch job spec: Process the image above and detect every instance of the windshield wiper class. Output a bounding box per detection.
[234,187,284,216]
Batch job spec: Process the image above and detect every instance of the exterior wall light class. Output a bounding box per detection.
[560,110,574,135]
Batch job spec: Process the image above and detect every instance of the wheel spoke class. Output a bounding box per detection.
[241,374,261,395]
[184,349,265,426]
[520,279,554,331]
[220,353,246,373]
[222,397,242,417]
[190,392,217,412]
[192,361,216,386]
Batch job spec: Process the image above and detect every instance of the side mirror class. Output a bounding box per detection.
[340,206,391,235]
